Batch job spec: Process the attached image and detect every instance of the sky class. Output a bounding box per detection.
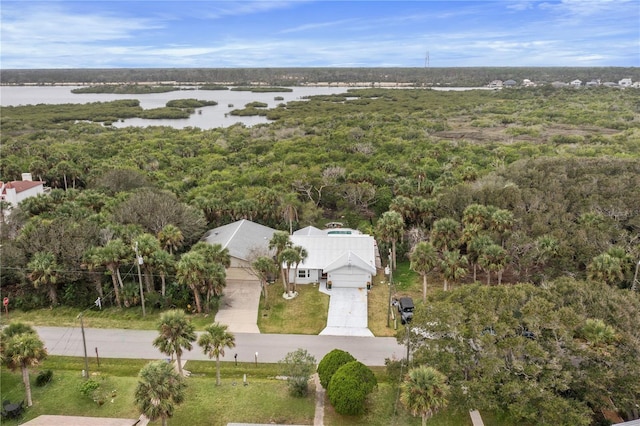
[1,0,638,69]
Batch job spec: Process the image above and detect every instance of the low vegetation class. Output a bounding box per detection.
[71,85,181,94]
[1,78,639,424]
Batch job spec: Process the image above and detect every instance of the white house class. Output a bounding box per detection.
[618,78,633,87]
[288,229,380,288]
[0,173,47,209]
[570,79,582,87]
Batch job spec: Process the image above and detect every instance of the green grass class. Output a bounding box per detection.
[1,356,516,426]
[0,306,216,331]
[0,357,314,426]
[258,284,329,334]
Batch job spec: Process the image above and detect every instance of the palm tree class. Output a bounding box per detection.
[152,249,175,297]
[478,244,508,285]
[269,231,292,288]
[489,208,514,247]
[90,239,129,308]
[430,218,461,252]
[152,310,196,377]
[176,251,206,313]
[158,224,184,255]
[588,253,623,286]
[198,322,236,385]
[135,233,164,293]
[252,256,278,307]
[467,234,494,282]
[192,242,231,268]
[204,263,226,313]
[400,366,450,426]
[462,203,490,229]
[439,249,467,291]
[27,251,60,306]
[134,360,186,426]
[280,247,301,293]
[291,246,308,293]
[410,241,438,303]
[0,324,48,407]
[279,192,300,235]
[376,211,405,270]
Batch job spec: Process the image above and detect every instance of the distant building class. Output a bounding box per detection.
[586,80,600,87]
[0,173,48,209]
[618,78,632,87]
[488,80,503,88]
[570,79,582,87]
[503,79,517,87]
[522,79,536,87]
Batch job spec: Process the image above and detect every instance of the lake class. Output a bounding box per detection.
[0,85,368,129]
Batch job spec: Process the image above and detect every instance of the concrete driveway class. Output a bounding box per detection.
[320,286,374,337]
[215,279,261,333]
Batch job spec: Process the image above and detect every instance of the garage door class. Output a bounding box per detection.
[330,272,369,288]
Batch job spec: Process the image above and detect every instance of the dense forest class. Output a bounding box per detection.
[1,84,639,423]
[2,67,640,87]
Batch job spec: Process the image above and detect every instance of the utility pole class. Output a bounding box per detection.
[135,242,146,317]
[78,313,89,378]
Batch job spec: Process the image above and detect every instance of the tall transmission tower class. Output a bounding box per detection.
[424,51,430,88]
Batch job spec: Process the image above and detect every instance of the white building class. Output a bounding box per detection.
[288,226,381,288]
[0,173,47,209]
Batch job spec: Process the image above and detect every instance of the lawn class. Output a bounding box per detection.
[1,305,215,331]
[0,356,314,426]
[257,284,329,334]
[2,356,507,426]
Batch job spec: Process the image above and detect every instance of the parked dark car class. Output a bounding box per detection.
[397,297,414,324]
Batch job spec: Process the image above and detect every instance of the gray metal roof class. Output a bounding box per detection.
[202,219,276,261]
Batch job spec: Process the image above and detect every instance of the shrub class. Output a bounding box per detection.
[279,348,317,397]
[35,369,53,387]
[327,361,377,416]
[317,349,355,389]
[384,357,409,381]
[78,378,100,398]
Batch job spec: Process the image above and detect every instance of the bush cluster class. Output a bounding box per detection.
[316,349,355,389]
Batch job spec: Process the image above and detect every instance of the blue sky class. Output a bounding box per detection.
[1,1,638,69]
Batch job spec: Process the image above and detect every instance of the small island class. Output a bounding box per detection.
[71,84,182,94]
[230,86,293,93]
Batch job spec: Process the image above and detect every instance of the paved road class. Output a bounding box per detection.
[36,327,405,366]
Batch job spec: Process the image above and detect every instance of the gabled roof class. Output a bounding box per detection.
[202,219,276,261]
[294,226,325,236]
[290,234,377,272]
[324,251,377,274]
[0,180,45,194]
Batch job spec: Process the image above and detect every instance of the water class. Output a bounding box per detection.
[0,85,365,129]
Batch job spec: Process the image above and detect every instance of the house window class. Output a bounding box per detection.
[298,270,308,278]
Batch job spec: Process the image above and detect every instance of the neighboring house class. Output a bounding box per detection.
[570,79,582,87]
[289,227,381,288]
[0,173,47,209]
[618,78,632,87]
[487,80,503,88]
[201,219,276,280]
[503,79,517,87]
[586,80,600,87]
[551,81,569,88]
[522,79,535,87]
